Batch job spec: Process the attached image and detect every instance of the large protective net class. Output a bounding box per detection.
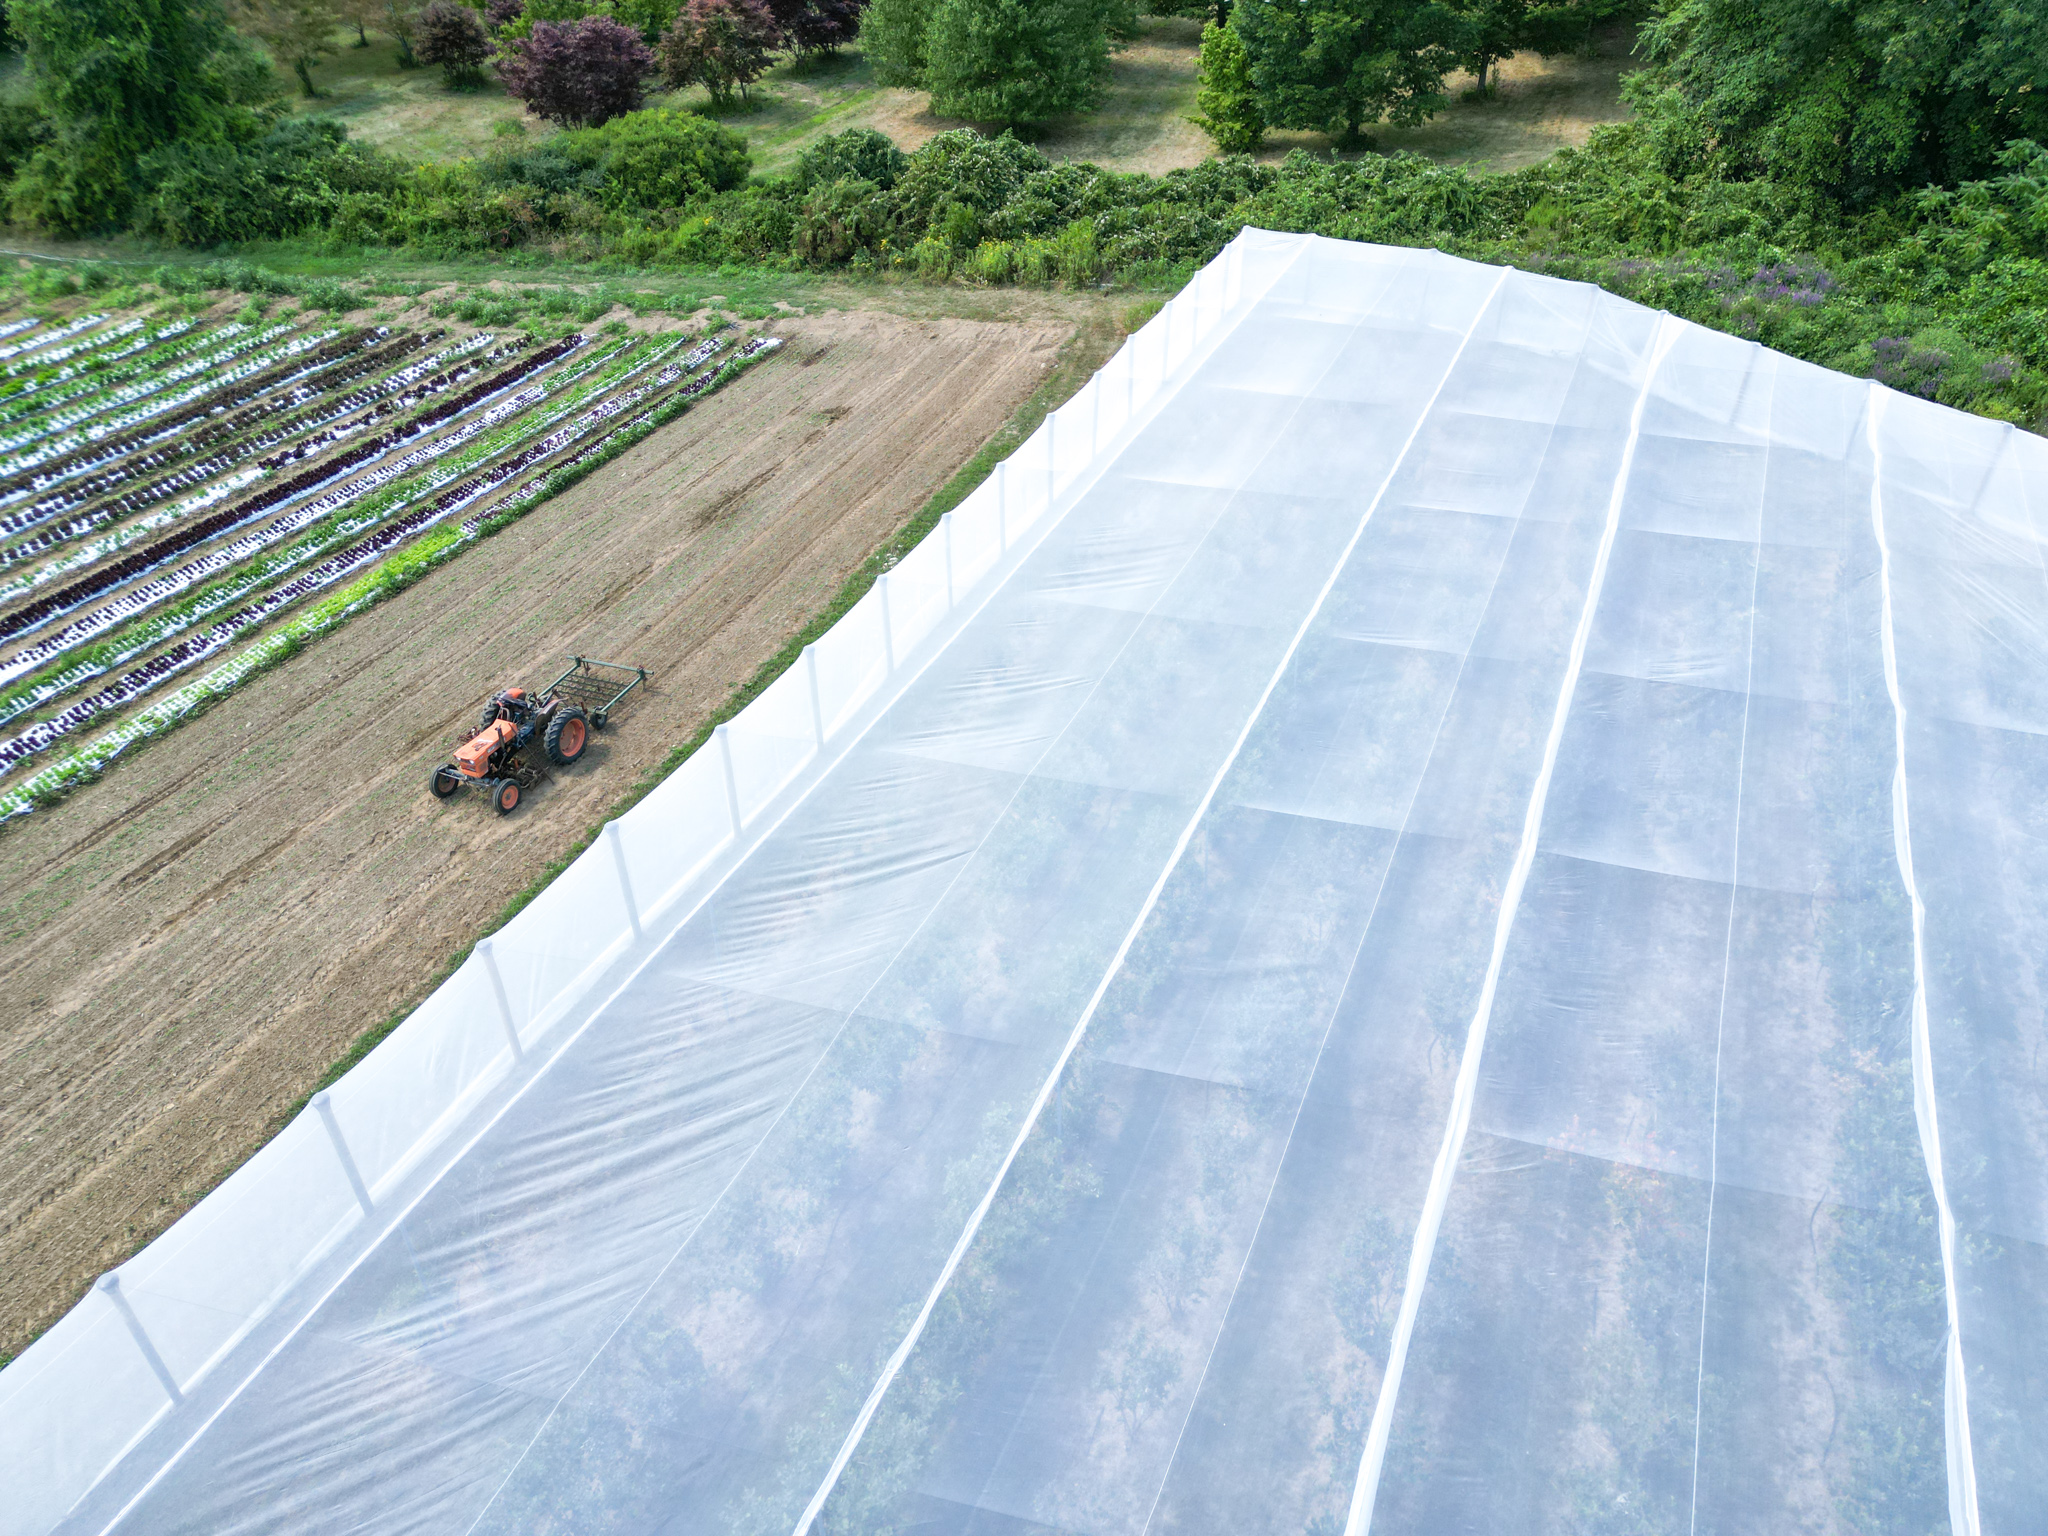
[7,231,2042,1535]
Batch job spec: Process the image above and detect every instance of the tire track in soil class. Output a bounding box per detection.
[0,311,1069,1356]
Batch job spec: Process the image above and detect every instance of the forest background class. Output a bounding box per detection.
[0,0,2044,425]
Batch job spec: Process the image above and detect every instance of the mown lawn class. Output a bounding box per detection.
[269,16,1638,178]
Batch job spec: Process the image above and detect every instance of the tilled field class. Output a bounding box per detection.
[0,306,1067,1355]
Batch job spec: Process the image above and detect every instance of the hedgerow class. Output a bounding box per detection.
[180,97,2023,428]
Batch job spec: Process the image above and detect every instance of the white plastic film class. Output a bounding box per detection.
[6,234,2031,1536]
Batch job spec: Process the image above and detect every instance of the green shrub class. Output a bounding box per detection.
[793,127,910,192]
[968,238,1015,284]
[556,106,751,210]
[132,118,403,246]
[1052,216,1099,282]
[893,128,1049,228]
[910,235,954,281]
[793,175,893,267]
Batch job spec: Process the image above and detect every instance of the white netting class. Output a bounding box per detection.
[7,231,2036,1535]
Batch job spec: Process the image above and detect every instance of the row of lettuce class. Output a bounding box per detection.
[0,293,778,818]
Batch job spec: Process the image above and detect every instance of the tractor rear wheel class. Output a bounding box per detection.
[477,703,501,735]
[430,765,461,799]
[495,781,521,815]
[545,707,589,766]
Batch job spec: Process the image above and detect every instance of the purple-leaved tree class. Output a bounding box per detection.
[766,0,866,58]
[413,0,495,87]
[658,0,782,106]
[499,14,656,126]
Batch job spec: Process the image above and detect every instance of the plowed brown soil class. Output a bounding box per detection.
[0,308,1068,1357]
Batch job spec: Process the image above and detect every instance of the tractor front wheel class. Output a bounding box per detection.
[545,707,589,766]
[430,765,461,799]
[495,781,521,815]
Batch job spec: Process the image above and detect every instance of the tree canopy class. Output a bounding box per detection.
[11,0,279,231]
[1233,0,1465,145]
[1644,0,2048,198]
[500,13,656,125]
[413,0,495,86]
[658,0,781,104]
[230,0,342,97]
[859,0,937,87]
[862,0,1118,126]
[921,0,1114,127]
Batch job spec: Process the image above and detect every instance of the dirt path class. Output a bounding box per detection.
[0,308,1068,1357]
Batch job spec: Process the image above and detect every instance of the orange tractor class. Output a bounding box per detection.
[430,656,647,814]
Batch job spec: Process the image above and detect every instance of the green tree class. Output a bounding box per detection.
[924,0,1111,126]
[859,0,938,87]
[231,0,345,96]
[336,0,380,43]
[1150,0,1229,22]
[386,0,420,62]
[1452,0,1522,95]
[1190,14,1261,152]
[1644,0,2048,197]
[1452,0,1633,97]
[1233,0,1463,145]
[10,0,279,231]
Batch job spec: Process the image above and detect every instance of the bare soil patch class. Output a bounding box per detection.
[0,308,1067,1356]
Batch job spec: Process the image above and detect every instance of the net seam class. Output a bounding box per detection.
[1134,275,1561,1536]
[792,257,1513,1536]
[1865,382,1983,1536]
[1685,341,1775,1532]
[1343,307,1683,1536]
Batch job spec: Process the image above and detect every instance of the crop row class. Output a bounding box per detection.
[0,333,506,578]
[0,318,184,400]
[0,314,114,371]
[0,334,652,720]
[0,316,101,363]
[459,337,781,540]
[0,321,299,448]
[0,352,687,768]
[0,319,287,435]
[0,318,214,428]
[0,331,497,534]
[0,325,326,468]
[0,335,679,729]
[0,320,200,426]
[0,334,781,800]
[0,328,400,517]
[0,330,428,519]
[0,335,578,665]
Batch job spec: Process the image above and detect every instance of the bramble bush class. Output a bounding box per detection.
[346,105,2045,429]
